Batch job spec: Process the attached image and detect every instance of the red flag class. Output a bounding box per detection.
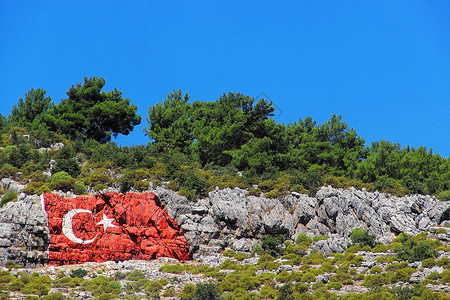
[44,192,190,265]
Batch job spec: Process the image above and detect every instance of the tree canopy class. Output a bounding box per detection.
[9,88,54,130]
[45,77,141,143]
[0,83,449,200]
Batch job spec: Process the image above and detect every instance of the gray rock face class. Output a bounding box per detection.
[157,185,449,257]
[0,194,49,267]
[0,183,449,267]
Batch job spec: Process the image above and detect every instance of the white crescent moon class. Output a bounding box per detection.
[62,209,98,244]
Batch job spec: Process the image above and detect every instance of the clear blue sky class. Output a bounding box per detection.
[1,1,449,158]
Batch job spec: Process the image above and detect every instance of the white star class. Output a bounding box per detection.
[97,213,117,232]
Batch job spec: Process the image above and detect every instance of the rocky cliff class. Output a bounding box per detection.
[155,185,450,257]
[0,185,449,267]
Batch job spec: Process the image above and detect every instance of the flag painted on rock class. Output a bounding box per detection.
[44,192,190,265]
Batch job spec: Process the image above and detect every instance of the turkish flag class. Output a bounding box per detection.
[44,192,190,265]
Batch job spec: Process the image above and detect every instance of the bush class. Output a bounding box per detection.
[159,264,183,274]
[193,282,221,300]
[350,228,376,248]
[435,228,447,234]
[51,171,71,182]
[223,249,235,257]
[178,283,196,299]
[70,268,87,278]
[370,266,383,274]
[0,164,19,179]
[410,242,437,262]
[234,252,247,261]
[42,292,66,300]
[422,258,435,268]
[73,183,86,195]
[296,233,312,245]
[51,178,76,192]
[134,180,149,191]
[127,269,146,281]
[313,235,328,242]
[372,244,388,253]
[0,191,17,207]
[437,190,450,201]
[22,182,51,195]
[301,272,316,283]
[251,244,264,256]
[327,282,342,290]
[94,184,107,191]
[259,285,277,299]
[261,235,285,257]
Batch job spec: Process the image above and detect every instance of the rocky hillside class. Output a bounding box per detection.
[0,182,450,299]
[0,182,449,267]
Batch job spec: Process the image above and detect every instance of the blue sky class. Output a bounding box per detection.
[1,1,449,158]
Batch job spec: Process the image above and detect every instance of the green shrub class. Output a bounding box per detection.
[70,268,87,278]
[234,252,247,261]
[276,270,291,283]
[370,266,383,274]
[296,233,312,245]
[178,283,196,299]
[259,284,277,299]
[127,270,146,281]
[421,258,435,268]
[163,286,175,297]
[0,164,19,179]
[94,184,107,191]
[23,182,51,195]
[427,272,440,281]
[410,242,437,262]
[73,183,86,195]
[390,269,410,283]
[318,262,337,273]
[350,228,376,247]
[42,292,66,300]
[51,171,72,182]
[159,264,183,274]
[277,283,294,300]
[5,261,21,269]
[327,282,342,290]
[435,228,447,234]
[436,257,449,268]
[261,235,285,257]
[223,249,235,257]
[311,282,325,290]
[313,235,328,242]
[391,285,422,299]
[372,244,388,253]
[301,272,316,283]
[294,282,309,294]
[363,273,389,287]
[193,282,221,300]
[437,190,450,201]
[134,180,149,191]
[0,191,17,207]
[251,244,264,256]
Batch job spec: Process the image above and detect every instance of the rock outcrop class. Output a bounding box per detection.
[0,193,49,267]
[153,185,450,256]
[0,185,449,266]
